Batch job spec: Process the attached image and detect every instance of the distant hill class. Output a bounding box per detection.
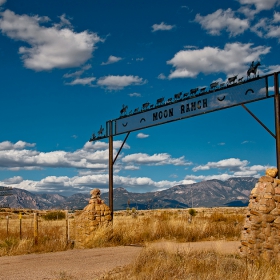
[0,177,258,210]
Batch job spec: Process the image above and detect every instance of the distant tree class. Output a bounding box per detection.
[188,208,196,223]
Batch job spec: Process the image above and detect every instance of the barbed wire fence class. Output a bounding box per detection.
[0,209,73,246]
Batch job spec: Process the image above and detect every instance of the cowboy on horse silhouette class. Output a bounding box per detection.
[247,61,261,78]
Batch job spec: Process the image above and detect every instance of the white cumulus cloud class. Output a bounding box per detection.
[0,10,103,71]
[3,176,23,184]
[129,92,142,97]
[97,75,146,90]
[193,158,249,172]
[66,77,96,86]
[122,153,191,166]
[0,140,129,171]
[238,0,280,12]
[195,8,249,36]
[101,55,122,65]
[137,133,149,139]
[167,43,270,79]
[190,158,271,180]
[0,174,184,194]
[0,140,35,151]
[152,22,175,32]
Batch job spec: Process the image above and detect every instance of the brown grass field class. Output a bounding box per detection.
[1,207,280,279]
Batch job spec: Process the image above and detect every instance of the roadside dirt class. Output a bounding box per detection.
[0,241,240,280]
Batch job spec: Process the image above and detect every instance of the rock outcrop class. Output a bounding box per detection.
[240,168,280,262]
[74,189,112,248]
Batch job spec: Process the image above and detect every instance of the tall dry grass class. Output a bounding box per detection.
[83,210,245,248]
[0,214,71,256]
[0,209,245,255]
[99,247,280,280]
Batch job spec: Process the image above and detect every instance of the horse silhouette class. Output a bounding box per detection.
[247,61,261,78]
[120,105,128,115]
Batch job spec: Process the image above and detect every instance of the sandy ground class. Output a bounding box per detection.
[0,241,240,280]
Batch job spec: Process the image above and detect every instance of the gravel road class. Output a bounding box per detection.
[0,241,240,280]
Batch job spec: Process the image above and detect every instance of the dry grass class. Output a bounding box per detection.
[1,207,279,279]
[82,209,245,248]
[0,212,71,256]
[0,208,245,255]
[99,248,280,280]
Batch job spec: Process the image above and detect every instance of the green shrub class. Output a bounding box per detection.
[188,208,197,217]
[42,211,65,221]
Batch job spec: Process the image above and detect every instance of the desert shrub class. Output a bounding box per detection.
[42,211,66,221]
[188,208,197,217]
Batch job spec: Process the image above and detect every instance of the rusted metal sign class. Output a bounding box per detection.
[114,77,267,135]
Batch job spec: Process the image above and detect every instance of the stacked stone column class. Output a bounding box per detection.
[74,188,112,248]
[240,168,280,262]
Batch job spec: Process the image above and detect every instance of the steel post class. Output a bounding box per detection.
[108,121,114,219]
[274,72,280,177]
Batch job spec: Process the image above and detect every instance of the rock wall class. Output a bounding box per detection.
[74,188,112,248]
[240,168,280,262]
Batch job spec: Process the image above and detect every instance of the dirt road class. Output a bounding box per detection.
[0,241,240,280]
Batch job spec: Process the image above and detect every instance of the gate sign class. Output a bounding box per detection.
[115,78,267,135]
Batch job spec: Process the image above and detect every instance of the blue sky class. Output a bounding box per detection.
[0,0,280,195]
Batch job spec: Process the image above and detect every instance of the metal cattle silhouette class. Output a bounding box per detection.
[98,125,104,136]
[228,75,238,84]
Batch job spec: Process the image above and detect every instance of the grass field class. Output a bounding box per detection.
[85,208,246,247]
[1,207,280,280]
[0,207,245,255]
[100,248,280,280]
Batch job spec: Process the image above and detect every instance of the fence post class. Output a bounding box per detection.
[19,212,22,240]
[6,215,9,237]
[65,210,69,244]
[34,212,38,245]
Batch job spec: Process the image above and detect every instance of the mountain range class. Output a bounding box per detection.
[0,177,258,210]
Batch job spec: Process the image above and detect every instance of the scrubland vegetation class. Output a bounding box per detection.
[86,209,245,247]
[0,208,244,255]
[1,207,280,280]
[100,248,280,280]
[0,210,69,256]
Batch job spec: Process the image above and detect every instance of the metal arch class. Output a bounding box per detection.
[90,71,280,218]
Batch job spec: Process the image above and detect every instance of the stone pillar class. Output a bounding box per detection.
[240,168,280,262]
[74,189,112,248]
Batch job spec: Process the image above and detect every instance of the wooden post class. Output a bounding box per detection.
[19,212,22,240]
[34,212,38,245]
[65,210,69,244]
[6,215,9,237]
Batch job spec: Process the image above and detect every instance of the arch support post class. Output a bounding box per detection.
[108,121,114,219]
[274,72,280,178]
